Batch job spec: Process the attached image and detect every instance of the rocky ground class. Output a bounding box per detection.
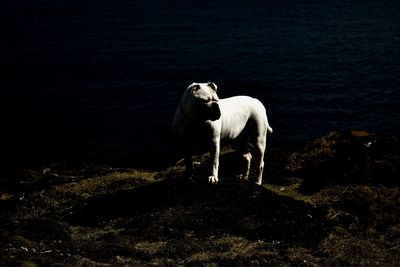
[1,131,399,266]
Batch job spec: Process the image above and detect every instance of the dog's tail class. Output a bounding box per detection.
[267,125,273,134]
[265,115,273,134]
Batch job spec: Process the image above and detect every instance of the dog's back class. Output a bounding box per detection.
[218,96,272,140]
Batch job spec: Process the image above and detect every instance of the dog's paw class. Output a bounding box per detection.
[236,174,249,180]
[208,175,219,184]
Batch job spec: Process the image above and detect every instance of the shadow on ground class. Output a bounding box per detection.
[66,177,330,247]
[1,131,399,266]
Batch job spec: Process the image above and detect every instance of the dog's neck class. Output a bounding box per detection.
[179,101,204,126]
[179,101,191,124]
[179,101,213,128]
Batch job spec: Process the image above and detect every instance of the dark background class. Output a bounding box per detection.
[1,0,399,168]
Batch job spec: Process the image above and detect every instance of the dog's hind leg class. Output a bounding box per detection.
[238,141,253,180]
[253,133,267,185]
[241,152,252,180]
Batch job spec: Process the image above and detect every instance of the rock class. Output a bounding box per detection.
[287,131,399,194]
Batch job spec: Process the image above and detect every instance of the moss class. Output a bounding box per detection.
[1,132,399,266]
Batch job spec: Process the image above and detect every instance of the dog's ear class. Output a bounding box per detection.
[189,83,200,92]
[207,82,217,92]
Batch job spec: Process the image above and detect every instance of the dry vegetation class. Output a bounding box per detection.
[1,131,399,266]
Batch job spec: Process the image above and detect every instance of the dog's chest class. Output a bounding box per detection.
[187,123,212,138]
[186,122,214,142]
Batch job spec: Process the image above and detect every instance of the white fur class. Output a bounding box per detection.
[172,82,273,185]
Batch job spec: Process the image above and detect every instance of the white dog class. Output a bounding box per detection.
[172,82,273,185]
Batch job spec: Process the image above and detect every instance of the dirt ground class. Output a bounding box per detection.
[1,131,399,266]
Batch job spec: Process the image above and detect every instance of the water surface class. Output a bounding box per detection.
[1,0,399,167]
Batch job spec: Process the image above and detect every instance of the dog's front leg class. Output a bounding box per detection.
[208,136,220,183]
[184,150,193,180]
[182,138,193,180]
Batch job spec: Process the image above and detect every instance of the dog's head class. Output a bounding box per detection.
[183,82,221,122]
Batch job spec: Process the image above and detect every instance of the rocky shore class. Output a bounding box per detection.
[1,131,399,266]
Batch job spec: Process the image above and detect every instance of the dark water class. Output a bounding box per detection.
[1,0,400,168]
